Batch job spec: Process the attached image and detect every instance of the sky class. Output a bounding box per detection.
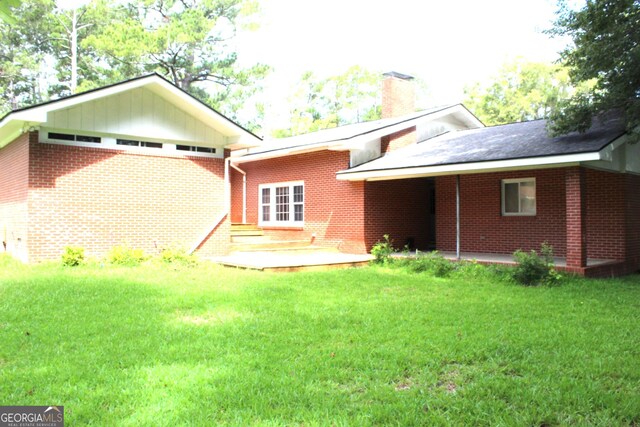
[235,0,576,127]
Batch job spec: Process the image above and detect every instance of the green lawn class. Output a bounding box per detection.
[0,257,639,426]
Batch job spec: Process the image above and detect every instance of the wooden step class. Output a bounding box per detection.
[231,229,264,237]
[231,223,261,231]
[230,239,313,252]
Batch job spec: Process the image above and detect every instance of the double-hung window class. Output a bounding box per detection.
[259,181,304,227]
[502,178,536,216]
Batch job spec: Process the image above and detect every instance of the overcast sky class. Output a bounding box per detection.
[236,0,575,124]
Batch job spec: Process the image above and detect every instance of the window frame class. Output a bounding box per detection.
[258,181,304,227]
[501,178,536,216]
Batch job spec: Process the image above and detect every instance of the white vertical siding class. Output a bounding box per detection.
[44,87,225,145]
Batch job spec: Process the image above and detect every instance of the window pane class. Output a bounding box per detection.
[76,135,101,143]
[48,132,75,141]
[276,187,289,221]
[293,185,304,203]
[117,139,139,146]
[504,183,519,213]
[262,205,270,222]
[520,181,536,213]
[294,204,303,222]
[142,141,163,149]
[262,188,270,204]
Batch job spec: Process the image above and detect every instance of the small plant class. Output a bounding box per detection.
[371,234,395,264]
[108,244,147,266]
[408,251,454,277]
[159,246,198,266]
[61,246,85,267]
[511,242,560,286]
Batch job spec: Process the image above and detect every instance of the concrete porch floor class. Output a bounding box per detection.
[419,251,614,268]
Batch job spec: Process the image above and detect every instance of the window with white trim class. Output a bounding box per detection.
[502,178,536,216]
[259,181,304,226]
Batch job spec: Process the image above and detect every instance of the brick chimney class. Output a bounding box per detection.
[381,71,417,153]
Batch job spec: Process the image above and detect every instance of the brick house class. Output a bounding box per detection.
[1,72,639,276]
[228,72,640,277]
[0,74,261,262]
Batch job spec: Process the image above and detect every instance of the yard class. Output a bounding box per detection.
[0,256,639,426]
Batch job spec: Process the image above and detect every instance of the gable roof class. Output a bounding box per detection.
[0,73,262,149]
[230,104,483,163]
[337,114,627,181]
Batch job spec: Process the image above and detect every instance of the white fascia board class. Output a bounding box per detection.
[336,152,602,181]
[230,142,333,164]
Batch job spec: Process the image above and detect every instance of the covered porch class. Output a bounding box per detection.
[338,116,636,277]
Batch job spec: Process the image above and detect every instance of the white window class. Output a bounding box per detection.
[502,178,536,216]
[259,181,304,227]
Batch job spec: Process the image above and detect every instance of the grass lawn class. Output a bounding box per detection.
[0,257,639,426]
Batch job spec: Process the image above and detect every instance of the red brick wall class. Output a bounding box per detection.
[435,167,634,267]
[27,132,229,261]
[584,168,626,261]
[364,178,433,251]
[230,166,244,223]
[233,150,367,253]
[0,133,30,261]
[435,169,568,256]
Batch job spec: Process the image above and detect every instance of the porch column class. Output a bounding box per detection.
[565,167,587,268]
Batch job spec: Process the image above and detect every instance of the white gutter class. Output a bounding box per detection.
[336,152,603,181]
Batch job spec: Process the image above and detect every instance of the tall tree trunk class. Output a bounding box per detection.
[70,8,78,93]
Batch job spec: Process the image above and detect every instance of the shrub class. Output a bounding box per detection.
[61,246,85,267]
[408,251,454,277]
[371,234,395,264]
[511,242,560,286]
[159,246,197,266]
[108,244,147,266]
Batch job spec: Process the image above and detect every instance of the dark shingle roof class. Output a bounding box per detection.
[340,115,626,175]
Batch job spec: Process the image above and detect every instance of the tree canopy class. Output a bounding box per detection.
[548,0,640,137]
[464,59,576,126]
[272,66,382,138]
[0,0,268,129]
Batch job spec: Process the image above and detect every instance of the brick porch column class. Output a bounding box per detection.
[565,167,587,268]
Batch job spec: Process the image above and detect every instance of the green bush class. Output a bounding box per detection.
[408,251,454,277]
[159,246,197,266]
[108,245,147,266]
[370,234,395,264]
[511,242,560,286]
[61,246,85,267]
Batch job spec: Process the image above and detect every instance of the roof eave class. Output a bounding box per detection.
[336,152,604,181]
[231,104,482,162]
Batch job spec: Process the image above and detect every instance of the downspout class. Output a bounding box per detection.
[228,160,247,224]
[456,174,461,260]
